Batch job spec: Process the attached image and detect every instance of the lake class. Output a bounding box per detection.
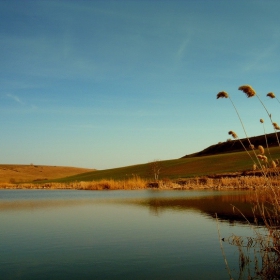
[0,189,259,279]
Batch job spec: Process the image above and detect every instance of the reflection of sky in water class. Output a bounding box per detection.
[0,190,258,279]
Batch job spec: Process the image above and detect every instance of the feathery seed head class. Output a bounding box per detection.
[267,92,276,99]
[238,85,256,98]
[257,154,267,162]
[217,91,229,99]
[258,145,265,154]
[273,122,280,130]
[252,164,257,171]
[228,130,238,139]
[260,119,264,123]
[271,160,277,168]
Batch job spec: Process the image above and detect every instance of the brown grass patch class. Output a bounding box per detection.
[0,164,94,183]
[1,175,279,190]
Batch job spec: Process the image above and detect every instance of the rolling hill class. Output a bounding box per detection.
[2,132,280,184]
[52,132,280,183]
[182,132,280,158]
[0,165,94,184]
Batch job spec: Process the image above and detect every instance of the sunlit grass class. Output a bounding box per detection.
[2,172,280,191]
[37,147,280,183]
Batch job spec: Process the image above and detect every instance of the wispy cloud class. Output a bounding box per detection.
[6,93,24,105]
[242,43,280,72]
[176,38,191,61]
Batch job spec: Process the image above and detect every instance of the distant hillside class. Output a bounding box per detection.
[0,165,95,183]
[182,132,280,158]
[3,132,280,184]
[48,146,280,183]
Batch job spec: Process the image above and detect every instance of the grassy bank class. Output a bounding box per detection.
[41,146,280,183]
[1,173,280,190]
[1,133,280,185]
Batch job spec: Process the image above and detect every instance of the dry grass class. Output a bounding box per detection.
[0,164,94,183]
[217,84,280,279]
[0,176,148,190]
[223,185,280,279]
[78,176,148,190]
[1,174,280,190]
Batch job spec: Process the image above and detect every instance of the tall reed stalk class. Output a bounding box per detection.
[228,130,257,166]
[217,190,280,279]
[260,118,273,162]
[217,91,265,174]
[239,85,280,147]
[217,85,280,279]
[217,91,254,148]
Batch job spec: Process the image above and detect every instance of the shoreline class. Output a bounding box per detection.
[0,172,277,191]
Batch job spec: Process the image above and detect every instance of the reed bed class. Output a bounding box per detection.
[1,174,280,190]
[0,176,148,190]
[217,85,280,279]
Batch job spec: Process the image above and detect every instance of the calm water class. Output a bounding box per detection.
[0,189,257,279]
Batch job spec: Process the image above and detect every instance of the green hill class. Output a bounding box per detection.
[182,132,280,158]
[52,132,280,183]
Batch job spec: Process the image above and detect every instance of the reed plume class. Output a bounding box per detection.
[228,130,256,165]
[217,91,253,147]
[217,91,262,168]
[267,92,280,105]
[267,92,275,99]
[228,130,237,139]
[218,86,280,278]
[239,85,280,147]
[258,145,265,155]
[257,154,268,163]
[271,160,277,168]
[217,91,229,99]
[238,85,256,98]
[273,122,280,130]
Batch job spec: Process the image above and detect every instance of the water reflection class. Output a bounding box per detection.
[0,189,257,224]
[134,193,257,224]
[0,189,258,280]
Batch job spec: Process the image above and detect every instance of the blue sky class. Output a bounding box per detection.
[1,0,280,169]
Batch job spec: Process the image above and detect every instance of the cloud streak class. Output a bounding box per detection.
[176,38,191,61]
[242,43,280,72]
[6,93,24,105]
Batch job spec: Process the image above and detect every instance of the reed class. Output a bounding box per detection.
[228,130,257,166]
[217,90,265,174]
[217,91,254,148]
[0,176,148,190]
[260,118,273,162]
[267,91,280,105]
[239,85,280,147]
[217,85,280,279]
[2,175,280,190]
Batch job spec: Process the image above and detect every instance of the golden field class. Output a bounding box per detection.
[0,164,94,184]
[1,173,279,190]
